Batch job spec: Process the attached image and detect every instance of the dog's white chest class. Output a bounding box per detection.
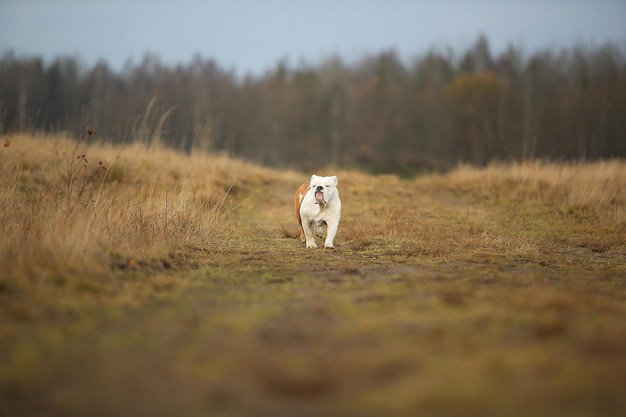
[301,194,339,221]
[311,205,332,224]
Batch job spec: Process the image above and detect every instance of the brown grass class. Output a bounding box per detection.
[0,134,293,296]
[1,134,625,417]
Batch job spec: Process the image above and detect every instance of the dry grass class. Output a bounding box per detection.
[0,134,291,300]
[1,134,625,417]
[338,161,625,260]
[445,161,626,216]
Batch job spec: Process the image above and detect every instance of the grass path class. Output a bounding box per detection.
[2,162,626,417]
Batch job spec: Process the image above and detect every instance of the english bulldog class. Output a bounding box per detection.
[295,174,341,249]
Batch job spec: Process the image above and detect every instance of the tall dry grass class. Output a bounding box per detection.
[446,160,626,215]
[442,161,626,257]
[338,160,626,260]
[0,134,275,289]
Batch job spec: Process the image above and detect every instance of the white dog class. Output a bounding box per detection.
[295,175,341,249]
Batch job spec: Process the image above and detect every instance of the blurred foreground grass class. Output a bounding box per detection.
[1,135,625,416]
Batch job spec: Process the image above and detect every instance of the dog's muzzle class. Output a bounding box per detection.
[315,186,325,204]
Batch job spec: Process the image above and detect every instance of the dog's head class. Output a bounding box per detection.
[309,175,338,205]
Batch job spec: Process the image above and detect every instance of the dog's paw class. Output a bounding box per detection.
[306,241,319,249]
[324,244,335,249]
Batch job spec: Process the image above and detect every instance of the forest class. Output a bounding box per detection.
[1,36,625,173]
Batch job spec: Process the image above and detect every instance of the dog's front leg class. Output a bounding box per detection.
[324,220,339,249]
[302,220,319,248]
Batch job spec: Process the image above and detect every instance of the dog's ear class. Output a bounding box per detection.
[310,174,320,183]
[331,176,338,186]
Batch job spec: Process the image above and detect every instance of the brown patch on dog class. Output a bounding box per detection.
[294,182,309,242]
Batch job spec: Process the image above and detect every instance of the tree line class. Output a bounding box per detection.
[1,36,625,173]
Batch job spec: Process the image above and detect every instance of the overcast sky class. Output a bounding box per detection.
[1,0,625,75]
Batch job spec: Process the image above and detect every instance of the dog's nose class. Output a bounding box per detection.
[316,186,323,191]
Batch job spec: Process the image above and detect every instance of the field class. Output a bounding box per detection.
[1,134,625,417]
